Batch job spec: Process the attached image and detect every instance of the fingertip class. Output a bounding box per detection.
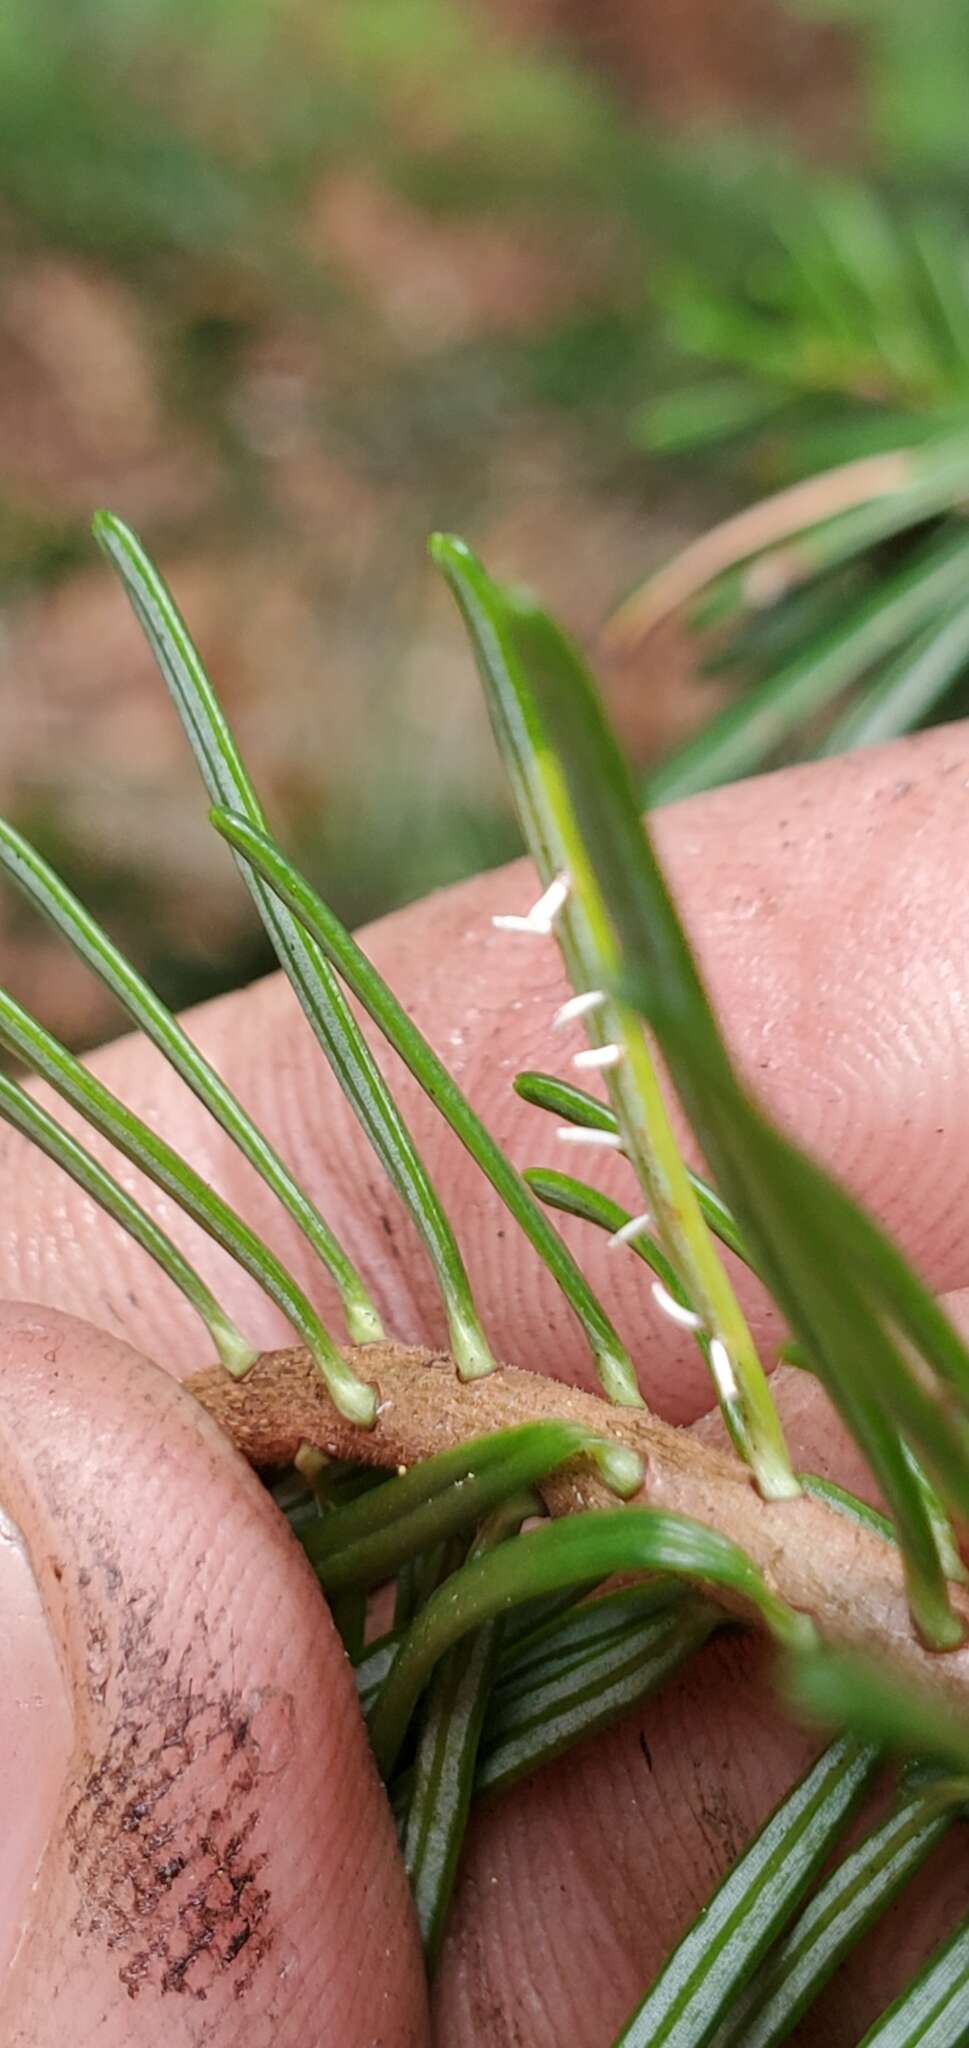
[0,1303,429,2045]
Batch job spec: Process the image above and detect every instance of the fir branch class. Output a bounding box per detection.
[188,1342,969,1715]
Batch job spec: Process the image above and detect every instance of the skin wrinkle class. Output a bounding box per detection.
[2,727,969,2039]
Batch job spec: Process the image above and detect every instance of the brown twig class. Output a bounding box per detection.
[605,450,915,650]
[188,1341,969,1710]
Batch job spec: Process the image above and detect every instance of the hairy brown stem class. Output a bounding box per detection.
[188,1342,969,1709]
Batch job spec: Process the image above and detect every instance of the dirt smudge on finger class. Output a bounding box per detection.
[62,1533,286,2006]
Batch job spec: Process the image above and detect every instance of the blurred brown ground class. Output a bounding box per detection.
[496,0,856,143]
[0,0,857,1047]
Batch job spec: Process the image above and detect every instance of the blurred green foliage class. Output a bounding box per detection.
[611,1,969,795]
[792,0,969,169]
[0,0,655,1029]
[4,0,969,1033]
[0,0,633,267]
